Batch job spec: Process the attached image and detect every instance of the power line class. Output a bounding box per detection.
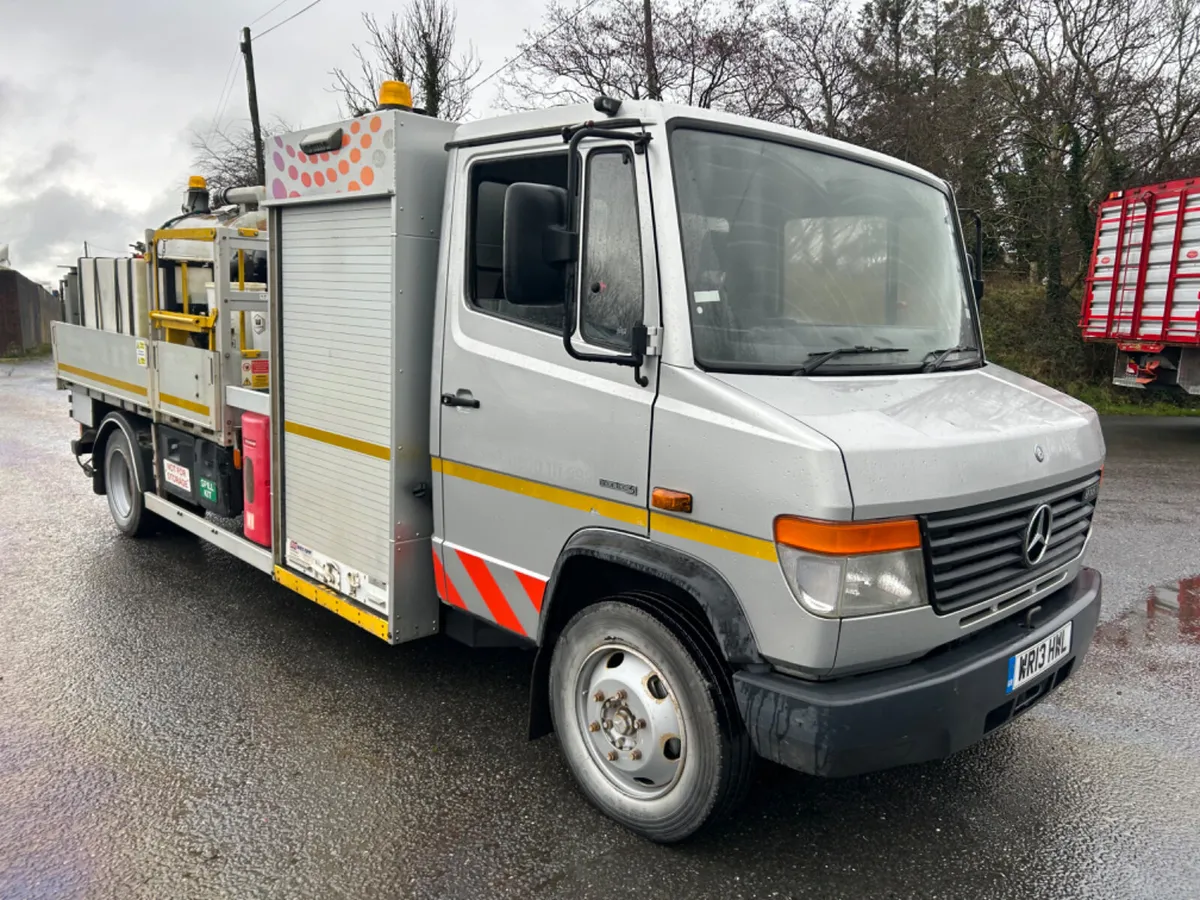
[249,0,296,27]
[209,46,241,133]
[470,0,607,91]
[256,0,326,40]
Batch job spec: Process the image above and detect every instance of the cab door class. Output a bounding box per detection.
[433,137,660,639]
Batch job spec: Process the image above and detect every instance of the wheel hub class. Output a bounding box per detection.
[575,644,685,799]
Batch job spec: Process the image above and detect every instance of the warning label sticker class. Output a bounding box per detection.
[285,538,388,614]
[135,340,148,367]
[163,460,191,492]
[241,358,269,389]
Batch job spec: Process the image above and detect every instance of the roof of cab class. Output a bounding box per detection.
[448,100,947,192]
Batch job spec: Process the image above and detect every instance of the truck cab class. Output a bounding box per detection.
[426,99,1104,837]
[57,91,1105,843]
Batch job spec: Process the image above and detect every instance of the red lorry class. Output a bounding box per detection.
[1080,176,1200,392]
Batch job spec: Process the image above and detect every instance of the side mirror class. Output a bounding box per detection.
[502,183,571,306]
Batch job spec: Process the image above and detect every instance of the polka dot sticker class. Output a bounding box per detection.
[1189,250,1199,259]
[272,113,393,198]
[274,136,283,147]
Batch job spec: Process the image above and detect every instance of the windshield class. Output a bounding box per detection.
[669,128,979,373]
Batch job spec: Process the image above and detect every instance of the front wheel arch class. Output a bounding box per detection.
[528,529,763,740]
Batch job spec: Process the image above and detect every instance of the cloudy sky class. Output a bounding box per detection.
[0,0,545,287]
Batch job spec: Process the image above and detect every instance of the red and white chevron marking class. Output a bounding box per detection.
[432,542,547,637]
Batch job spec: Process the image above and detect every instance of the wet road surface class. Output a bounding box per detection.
[2,358,1199,899]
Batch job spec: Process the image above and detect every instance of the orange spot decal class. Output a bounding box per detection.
[348,181,361,191]
[298,152,308,163]
[350,148,361,163]
[341,133,351,147]
[360,167,374,186]
[314,171,325,186]
[350,120,361,134]
[301,172,311,187]
[326,168,337,183]
[338,160,350,175]
[361,134,372,149]
[370,116,382,132]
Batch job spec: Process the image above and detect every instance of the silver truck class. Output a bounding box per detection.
[52,86,1105,842]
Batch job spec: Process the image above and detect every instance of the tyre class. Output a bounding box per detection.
[549,596,754,842]
[104,427,150,537]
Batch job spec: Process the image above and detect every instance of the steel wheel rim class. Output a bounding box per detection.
[109,450,132,519]
[573,642,686,800]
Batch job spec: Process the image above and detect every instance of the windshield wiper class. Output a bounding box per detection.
[793,345,910,376]
[922,345,980,372]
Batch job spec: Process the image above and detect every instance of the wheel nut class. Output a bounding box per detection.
[593,691,605,702]
[602,721,612,730]
[607,751,618,761]
[588,721,600,732]
[614,689,627,700]
[636,719,647,730]
[630,750,642,760]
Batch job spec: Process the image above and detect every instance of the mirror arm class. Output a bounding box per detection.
[559,126,654,385]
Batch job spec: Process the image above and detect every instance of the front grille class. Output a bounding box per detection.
[921,473,1100,614]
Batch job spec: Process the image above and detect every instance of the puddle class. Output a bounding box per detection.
[1095,575,1200,648]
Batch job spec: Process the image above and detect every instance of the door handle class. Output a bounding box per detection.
[441,391,480,409]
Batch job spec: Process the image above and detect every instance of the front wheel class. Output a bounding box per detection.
[104,428,150,537]
[549,598,753,842]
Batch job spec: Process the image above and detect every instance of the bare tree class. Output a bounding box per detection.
[331,1,480,120]
[191,121,290,199]
[768,0,859,137]
[502,0,772,115]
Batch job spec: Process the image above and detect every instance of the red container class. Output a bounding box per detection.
[241,412,272,547]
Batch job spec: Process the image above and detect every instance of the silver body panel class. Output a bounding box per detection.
[145,493,273,574]
[269,108,455,643]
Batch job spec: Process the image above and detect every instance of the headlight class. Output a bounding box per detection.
[774,517,929,618]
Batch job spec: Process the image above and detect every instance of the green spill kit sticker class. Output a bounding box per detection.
[199,477,218,503]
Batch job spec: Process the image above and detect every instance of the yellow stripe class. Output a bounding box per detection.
[154,227,216,242]
[56,362,148,397]
[159,392,210,416]
[650,511,778,561]
[274,566,390,641]
[285,420,391,460]
[436,457,647,527]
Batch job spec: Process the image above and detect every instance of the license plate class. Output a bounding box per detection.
[1006,621,1072,694]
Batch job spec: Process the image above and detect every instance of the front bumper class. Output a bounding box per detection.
[734,567,1102,777]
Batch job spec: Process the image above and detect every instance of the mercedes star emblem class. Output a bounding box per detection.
[1023,503,1054,566]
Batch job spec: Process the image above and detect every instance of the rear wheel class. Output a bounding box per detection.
[549,597,753,842]
[104,428,150,537]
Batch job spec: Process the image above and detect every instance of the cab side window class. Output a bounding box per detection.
[580,150,644,351]
[467,152,568,332]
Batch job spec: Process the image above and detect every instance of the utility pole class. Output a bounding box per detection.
[83,241,89,258]
[240,26,266,187]
[642,0,660,101]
